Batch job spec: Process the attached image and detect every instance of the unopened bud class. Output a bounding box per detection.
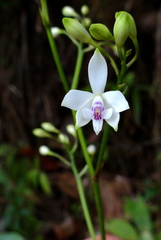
[62,17,95,45]
[113,11,137,47]
[32,128,52,138]
[89,23,114,41]
[62,6,79,18]
[87,144,96,155]
[41,122,59,133]
[51,27,61,38]
[82,17,91,28]
[58,133,69,145]
[81,5,89,15]
[66,124,76,137]
[39,145,50,155]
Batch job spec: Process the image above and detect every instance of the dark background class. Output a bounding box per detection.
[0,0,161,239]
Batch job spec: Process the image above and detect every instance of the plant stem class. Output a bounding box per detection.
[126,38,139,68]
[47,150,71,167]
[70,152,96,240]
[98,46,119,76]
[40,0,69,92]
[71,43,106,238]
[93,125,111,240]
[76,127,106,240]
[117,48,127,85]
[70,43,106,239]
[93,181,105,240]
[96,124,110,172]
[71,44,84,89]
[76,127,95,177]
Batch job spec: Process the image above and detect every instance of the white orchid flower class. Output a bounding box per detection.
[61,49,129,135]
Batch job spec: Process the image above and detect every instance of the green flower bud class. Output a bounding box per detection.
[113,11,137,47]
[62,17,95,45]
[81,5,89,15]
[87,144,96,155]
[32,128,52,138]
[89,23,114,41]
[58,133,69,145]
[66,124,76,138]
[39,145,50,155]
[41,122,59,133]
[51,27,62,38]
[82,17,91,28]
[62,6,79,18]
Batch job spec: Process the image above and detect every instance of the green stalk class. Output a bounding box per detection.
[98,46,119,76]
[126,38,139,68]
[40,0,69,92]
[93,181,105,240]
[70,153,96,240]
[47,150,71,166]
[96,124,110,172]
[116,47,127,85]
[76,128,95,176]
[76,127,106,240]
[70,44,106,240]
[93,125,111,240]
[71,44,84,89]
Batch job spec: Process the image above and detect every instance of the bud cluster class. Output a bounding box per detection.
[60,7,138,69]
[33,122,77,156]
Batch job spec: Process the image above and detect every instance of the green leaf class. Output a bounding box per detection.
[0,232,25,240]
[156,231,161,240]
[106,218,139,240]
[39,172,52,195]
[124,197,136,219]
[139,230,154,240]
[0,168,9,185]
[26,169,39,187]
[133,197,152,232]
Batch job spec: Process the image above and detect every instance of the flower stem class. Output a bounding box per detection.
[70,152,96,240]
[93,181,105,240]
[76,127,95,176]
[98,46,119,76]
[40,0,69,92]
[47,150,71,166]
[96,124,110,172]
[71,43,84,89]
[71,43,106,238]
[70,43,106,238]
[92,125,111,240]
[126,38,139,68]
[76,127,106,240]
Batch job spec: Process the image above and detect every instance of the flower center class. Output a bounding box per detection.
[92,101,104,120]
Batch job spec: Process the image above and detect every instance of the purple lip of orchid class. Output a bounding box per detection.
[92,101,104,121]
[61,48,130,135]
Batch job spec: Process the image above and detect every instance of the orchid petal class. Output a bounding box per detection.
[103,108,113,120]
[88,49,108,94]
[61,89,94,110]
[105,110,120,131]
[76,109,91,127]
[82,108,93,119]
[92,119,103,135]
[102,91,129,112]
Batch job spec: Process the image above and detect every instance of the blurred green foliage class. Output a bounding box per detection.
[124,72,151,125]
[106,196,161,240]
[0,232,25,240]
[0,144,52,240]
[0,0,18,10]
